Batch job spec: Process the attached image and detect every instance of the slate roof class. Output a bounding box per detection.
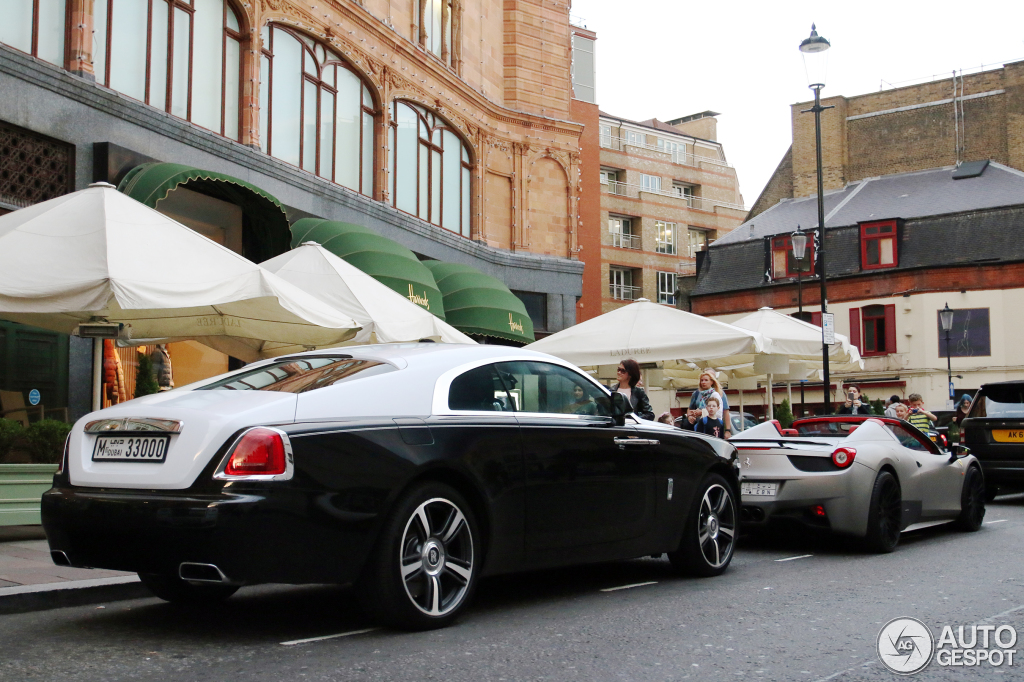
[716,162,1024,246]
[693,161,1024,297]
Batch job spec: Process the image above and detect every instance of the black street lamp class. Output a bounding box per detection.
[791,225,808,415]
[800,23,833,413]
[940,303,955,405]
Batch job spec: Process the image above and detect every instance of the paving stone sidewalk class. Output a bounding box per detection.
[0,526,146,613]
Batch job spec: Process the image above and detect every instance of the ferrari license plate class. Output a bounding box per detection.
[992,430,1024,443]
[92,435,170,463]
[742,481,778,497]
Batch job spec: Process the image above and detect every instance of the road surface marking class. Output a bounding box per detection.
[775,554,813,562]
[600,581,658,592]
[985,519,1007,524]
[280,628,379,646]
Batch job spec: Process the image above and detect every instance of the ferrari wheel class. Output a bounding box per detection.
[955,466,986,532]
[668,473,737,577]
[138,572,239,605]
[863,471,902,553]
[358,482,479,630]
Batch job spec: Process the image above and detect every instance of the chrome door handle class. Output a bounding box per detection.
[614,438,660,449]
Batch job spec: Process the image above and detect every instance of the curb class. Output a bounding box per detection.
[0,576,151,615]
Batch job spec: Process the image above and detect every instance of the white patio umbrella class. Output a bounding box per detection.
[525,299,769,367]
[261,243,475,345]
[0,183,362,367]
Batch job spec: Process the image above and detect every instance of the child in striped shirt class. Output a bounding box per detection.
[905,393,937,432]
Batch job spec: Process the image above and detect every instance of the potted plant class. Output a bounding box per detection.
[0,418,68,526]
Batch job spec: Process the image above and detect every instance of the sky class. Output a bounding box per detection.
[572,0,1024,207]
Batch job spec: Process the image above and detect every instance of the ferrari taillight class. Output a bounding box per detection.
[223,428,288,477]
[831,446,856,468]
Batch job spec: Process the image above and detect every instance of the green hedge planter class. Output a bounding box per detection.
[0,464,57,526]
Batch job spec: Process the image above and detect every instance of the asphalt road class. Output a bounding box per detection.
[3,496,1024,682]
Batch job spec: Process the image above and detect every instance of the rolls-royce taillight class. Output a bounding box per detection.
[56,433,70,476]
[831,446,856,468]
[217,428,292,479]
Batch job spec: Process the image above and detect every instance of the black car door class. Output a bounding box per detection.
[494,361,658,567]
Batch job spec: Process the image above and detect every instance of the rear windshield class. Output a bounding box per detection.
[794,421,860,436]
[199,356,395,393]
[969,385,1024,419]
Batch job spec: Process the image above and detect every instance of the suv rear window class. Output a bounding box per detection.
[969,385,1024,419]
[199,356,395,393]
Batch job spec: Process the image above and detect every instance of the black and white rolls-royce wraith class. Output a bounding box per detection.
[43,344,739,629]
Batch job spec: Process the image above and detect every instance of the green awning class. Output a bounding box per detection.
[423,261,534,344]
[290,218,446,320]
[118,162,291,262]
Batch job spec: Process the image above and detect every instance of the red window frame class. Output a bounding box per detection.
[851,304,896,356]
[860,220,898,270]
[770,235,814,279]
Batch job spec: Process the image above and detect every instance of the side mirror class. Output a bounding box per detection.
[609,391,630,426]
[949,444,970,463]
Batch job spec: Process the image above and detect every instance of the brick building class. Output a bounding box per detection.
[691,63,1024,414]
[0,0,591,419]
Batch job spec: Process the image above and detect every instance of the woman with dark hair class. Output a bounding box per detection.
[610,358,655,421]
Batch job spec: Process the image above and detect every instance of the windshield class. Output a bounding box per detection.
[969,385,1024,418]
[793,420,860,436]
[199,356,395,393]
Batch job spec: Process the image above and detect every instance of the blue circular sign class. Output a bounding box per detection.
[28,389,40,406]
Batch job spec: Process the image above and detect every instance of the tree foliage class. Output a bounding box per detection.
[775,399,795,429]
[135,351,160,398]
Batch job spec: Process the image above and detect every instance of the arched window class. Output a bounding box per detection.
[259,25,375,196]
[389,101,471,237]
[0,0,68,68]
[92,0,242,140]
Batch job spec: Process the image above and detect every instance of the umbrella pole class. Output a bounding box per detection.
[738,389,745,430]
[92,339,102,412]
[787,382,793,415]
[766,373,774,421]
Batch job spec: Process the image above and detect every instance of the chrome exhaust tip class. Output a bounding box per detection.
[178,562,229,583]
[50,550,73,567]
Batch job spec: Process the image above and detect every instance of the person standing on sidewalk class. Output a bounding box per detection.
[906,393,938,432]
[837,385,873,415]
[611,359,655,421]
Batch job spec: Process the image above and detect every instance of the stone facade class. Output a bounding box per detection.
[591,113,745,316]
[750,60,1024,218]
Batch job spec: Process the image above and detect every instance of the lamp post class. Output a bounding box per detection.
[800,23,834,413]
[791,225,808,416]
[940,303,955,407]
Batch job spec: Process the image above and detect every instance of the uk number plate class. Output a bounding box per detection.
[741,481,778,497]
[92,435,170,463]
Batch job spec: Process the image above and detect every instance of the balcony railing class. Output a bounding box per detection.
[609,283,643,301]
[598,134,732,169]
[602,181,746,212]
[611,232,641,249]
[655,242,677,255]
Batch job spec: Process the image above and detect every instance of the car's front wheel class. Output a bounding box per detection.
[955,466,986,531]
[137,572,239,605]
[668,473,737,577]
[358,482,479,630]
[863,471,902,553]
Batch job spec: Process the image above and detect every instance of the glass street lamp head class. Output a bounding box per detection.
[791,227,808,260]
[800,23,830,90]
[940,303,955,332]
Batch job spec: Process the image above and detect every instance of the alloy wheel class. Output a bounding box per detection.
[877,476,902,547]
[697,483,736,569]
[399,497,475,617]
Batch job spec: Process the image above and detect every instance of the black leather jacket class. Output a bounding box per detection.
[610,383,655,421]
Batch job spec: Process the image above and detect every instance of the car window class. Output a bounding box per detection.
[794,420,859,436]
[493,361,610,416]
[199,356,394,393]
[970,385,1024,418]
[886,422,939,453]
[448,364,512,412]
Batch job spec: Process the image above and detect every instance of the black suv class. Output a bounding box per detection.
[961,381,1024,500]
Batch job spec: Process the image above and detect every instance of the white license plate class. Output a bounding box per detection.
[742,481,779,497]
[92,435,170,463]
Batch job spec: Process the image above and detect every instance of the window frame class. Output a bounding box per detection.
[853,303,897,357]
[860,219,898,271]
[656,271,677,305]
[655,220,677,255]
[770,235,815,279]
[640,173,662,193]
[2,0,71,68]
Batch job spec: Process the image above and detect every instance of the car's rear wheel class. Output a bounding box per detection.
[668,473,737,577]
[863,471,902,553]
[137,572,239,605]
[955,466,986,531]
[358,482,479,630]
